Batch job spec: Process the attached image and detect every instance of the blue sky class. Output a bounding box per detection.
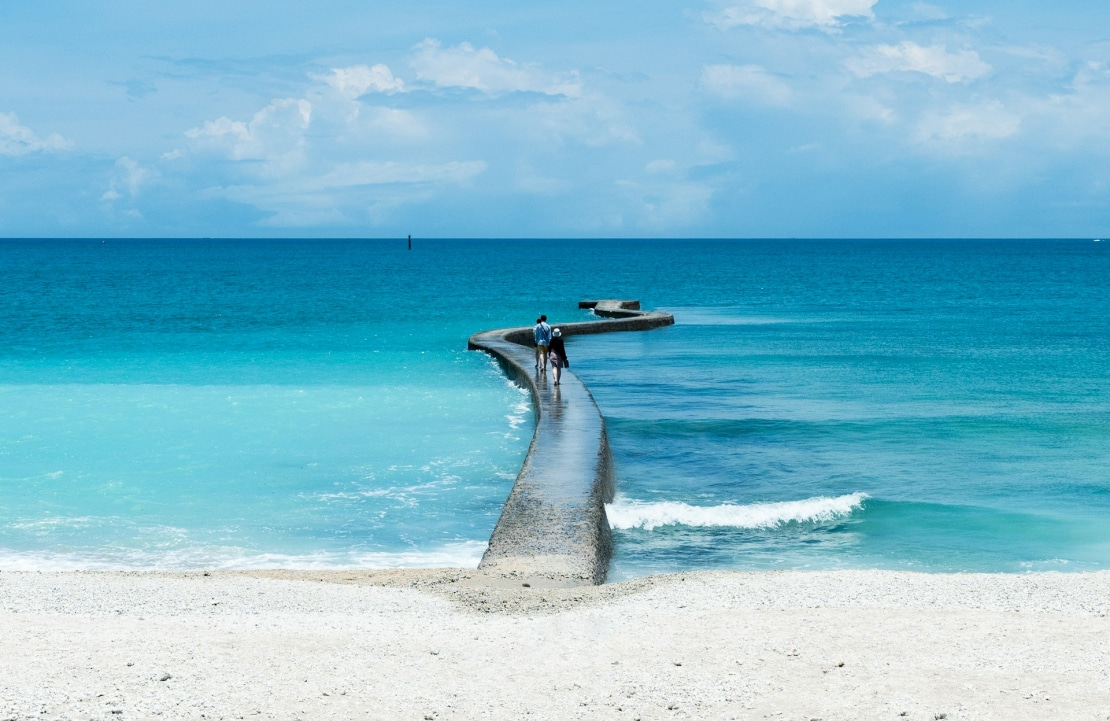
[2,0,1108,237]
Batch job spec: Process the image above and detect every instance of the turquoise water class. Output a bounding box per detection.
[2,239,1108,574]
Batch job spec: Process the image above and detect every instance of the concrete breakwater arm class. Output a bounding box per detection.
[467,300,674,585]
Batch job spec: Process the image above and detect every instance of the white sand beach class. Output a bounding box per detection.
[2,569,1108,720]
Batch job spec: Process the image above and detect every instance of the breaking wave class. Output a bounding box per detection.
[606,492,868,531]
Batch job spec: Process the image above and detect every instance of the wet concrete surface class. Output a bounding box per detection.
[468,301,673,585]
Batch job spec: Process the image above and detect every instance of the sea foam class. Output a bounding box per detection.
[0,541,489,572]
[606,493,868,531]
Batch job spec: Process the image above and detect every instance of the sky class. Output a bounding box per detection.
[2,0,1109,238]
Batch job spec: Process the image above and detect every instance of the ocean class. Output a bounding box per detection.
[2,239,1108,577]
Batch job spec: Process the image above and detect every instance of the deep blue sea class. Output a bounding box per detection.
[2,239,1108,577]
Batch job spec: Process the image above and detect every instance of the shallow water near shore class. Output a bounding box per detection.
[2,238,1108,575]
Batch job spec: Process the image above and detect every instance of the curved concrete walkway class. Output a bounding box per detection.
[467,301,674,585]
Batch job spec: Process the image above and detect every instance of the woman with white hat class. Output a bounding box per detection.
[548,327,569,386]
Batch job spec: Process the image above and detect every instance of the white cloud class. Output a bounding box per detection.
[304,69,427,140]
[903,64,1110,155]
[186,98,312,170]
[528,94,640,146]
[0,112,73,156]
[846,95,897,123]
[645,159,678,174]
[617,178,716,227]
[360,107,427,139]
[709,0,877,31]
[323,64,405,98]
[176,62,496,227]
[908,2,949,21]
[696,139,735,164]
[701,64,793,105]
[996,44,1068,66]
[914,101,1021,145]
[212,160,486,227]
[315,160,486,188]
[159,42,654,228]
[1035,63,1110,146]
[515,164,573,195]
[102,156,155,201]
[848,42,991,83]
[410,39,582,97]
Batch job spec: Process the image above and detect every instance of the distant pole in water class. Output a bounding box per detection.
[408,234,412,250]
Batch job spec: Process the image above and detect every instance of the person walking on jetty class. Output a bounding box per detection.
[533,315,552,372]
[548,327,569,385]
[533,318,541,368]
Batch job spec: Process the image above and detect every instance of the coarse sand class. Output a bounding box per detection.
[2,569,1109,720]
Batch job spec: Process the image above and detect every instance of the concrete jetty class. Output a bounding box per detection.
[467,300,674,585]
